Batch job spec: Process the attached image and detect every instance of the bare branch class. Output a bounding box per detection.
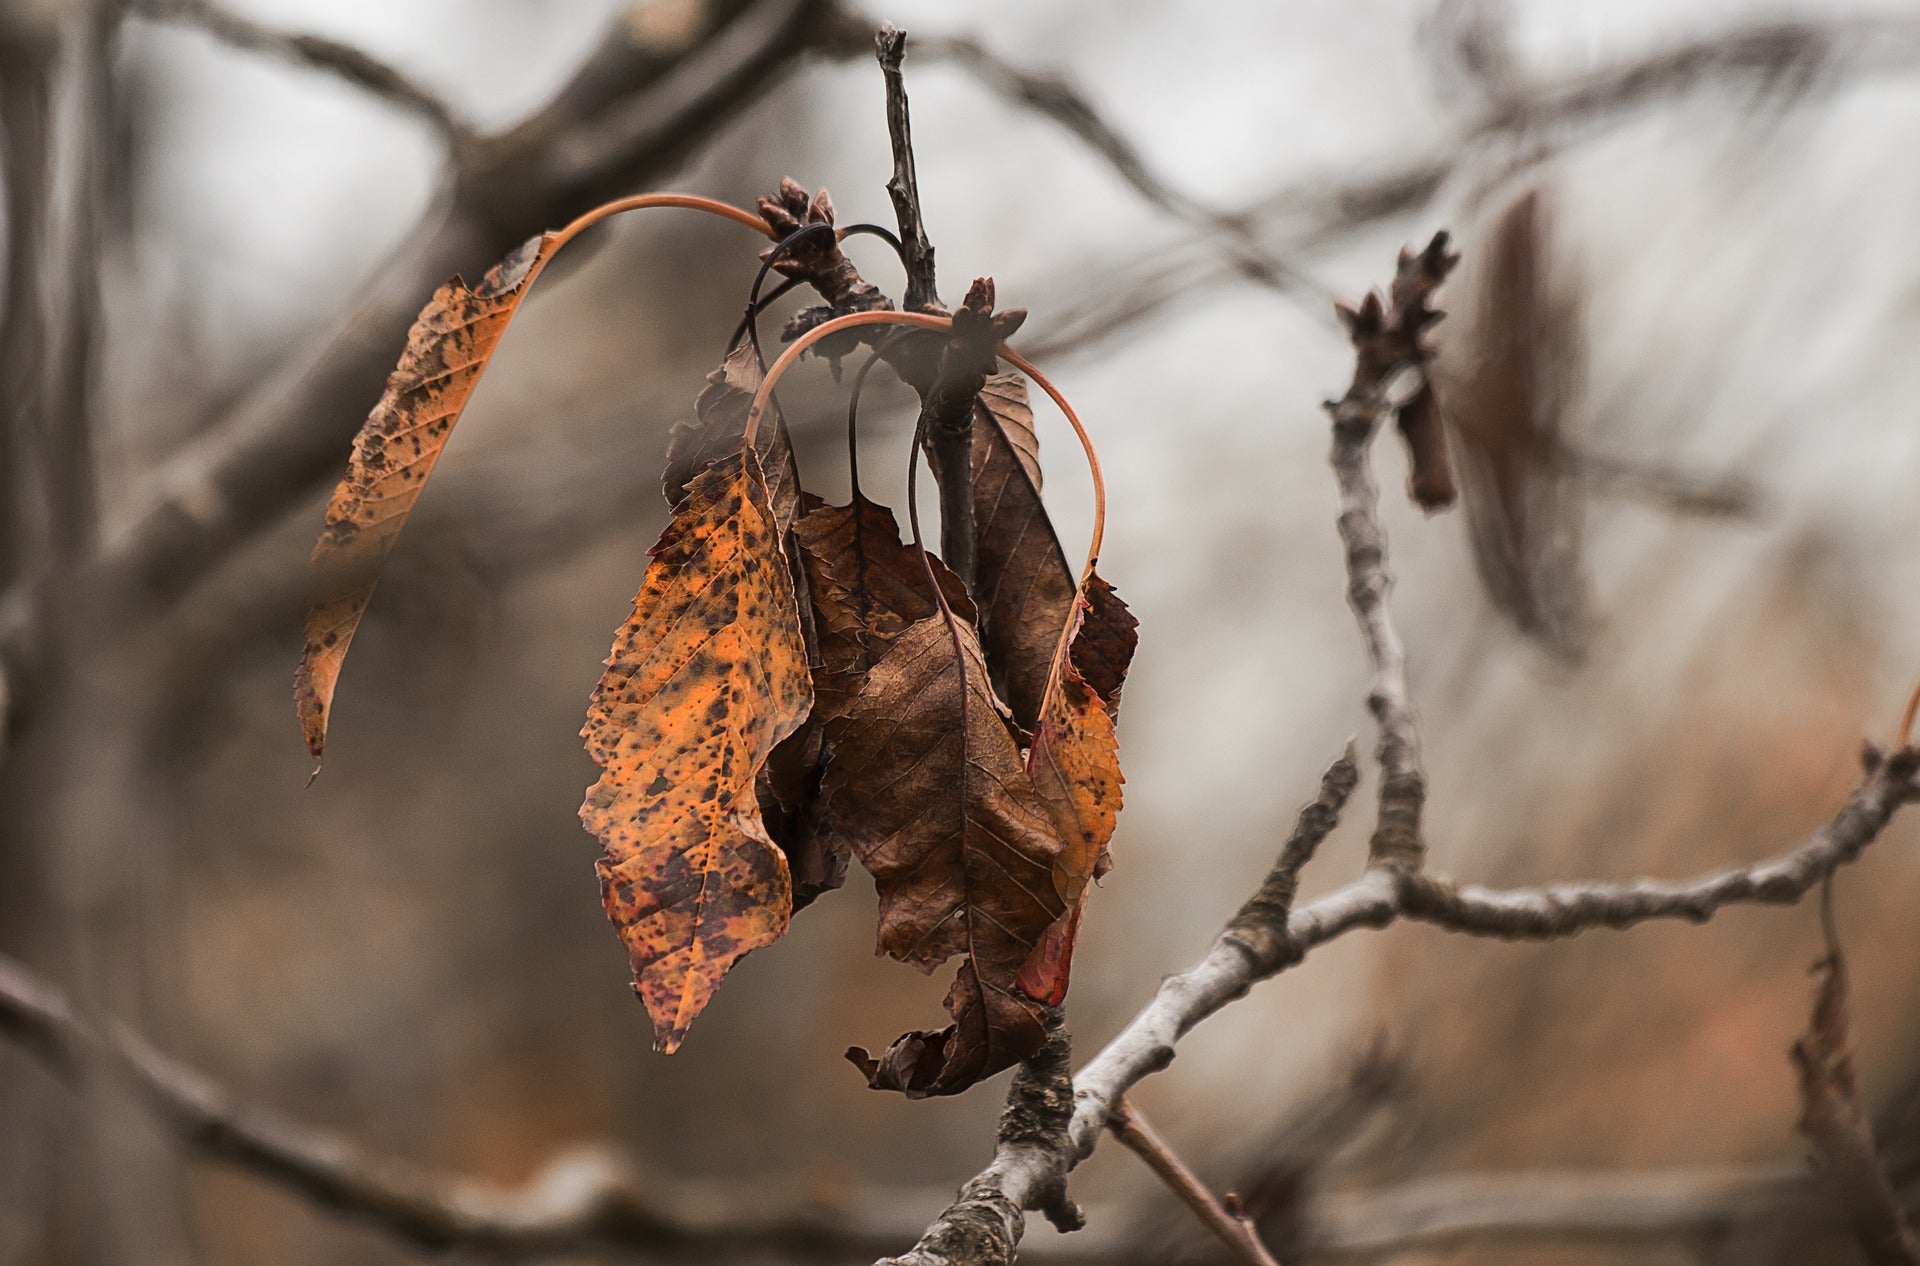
[885,739,1918,1265]
[878,234,1920,1265]
[914,33,1337,308]
[1301,1162,1814,1259]
[133,0,473,149]
[1109,1095,1282,1266]
[877,1013,1082,1266]
[1012,12,1920,364]
[1327,236,1459,869]
[874,22,940,314]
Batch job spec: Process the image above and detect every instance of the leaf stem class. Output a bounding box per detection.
[743,309,951,449]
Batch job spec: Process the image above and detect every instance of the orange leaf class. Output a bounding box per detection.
[580,452,813,1052]
[1017,576,1129,1005]
[294,233,556,765]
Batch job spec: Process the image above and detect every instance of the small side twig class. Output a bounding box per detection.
[1108,1095,1282,1266]
[875,22,940,315]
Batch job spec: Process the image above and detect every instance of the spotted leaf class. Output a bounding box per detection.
[580,451,814,1052]
[295,232,559,765]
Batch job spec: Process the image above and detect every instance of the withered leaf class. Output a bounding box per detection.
[296,233,557,763]
[580,452,813,1053]
[1071,571,1139,718]
[793,496,974,725]
[777,498,975,910]
[969,373,1078,730]
[825,616,1066,1096]
[663,342,803,530]
[978,372,1041,489]
[1434,187,1587,655]
[1792,919,1920,1265]
[1016,576,1129,1006]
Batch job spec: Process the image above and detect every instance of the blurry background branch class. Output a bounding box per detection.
[4,2,1913,737]
[0,0,837,731]
[133,0,474,147]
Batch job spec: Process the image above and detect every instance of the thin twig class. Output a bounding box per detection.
[875,22,940,314]
[1109,1095,1282,1266]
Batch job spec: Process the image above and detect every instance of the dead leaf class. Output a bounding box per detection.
[1016,576,1130,1005]
[580,451,814,1053]
[978,372,1041,489]
[969,374,1078,730]
[1071,571,1138,719]
[1434,187,1587,654]
[296,233,557,763]
[764,496,975,911]
[794,495,975,724]
[825,616,1067,1096]
[1792,906,1920,1265]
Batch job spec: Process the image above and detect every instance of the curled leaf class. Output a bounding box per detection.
[295,233,556,763]
[580,452,813,1053]
[794,495,974,725]
[826,616,1066,1096]
[1017,575,1132,1005]
[1792,906,1920,1265]
[767,496,975,912]
[1435,187,1587,654]
[969,374,1078,730]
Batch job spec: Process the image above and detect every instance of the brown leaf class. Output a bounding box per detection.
[579,452,814,1053]
[1434,187,1587,653]
[970,374,1077,730]
[1071,571,1138,718]
[295,233,556,763]
[793,495,974,724]
[848,957,1049,1099]
[1792,913,1920,1265]
[978,371,1041,489]
[1395,380,1457,511]
[663,342,803,531]
[825,616,1067,1096]
[768,497,975,911]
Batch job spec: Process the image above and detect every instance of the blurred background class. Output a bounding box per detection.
[4,0,1920,1262]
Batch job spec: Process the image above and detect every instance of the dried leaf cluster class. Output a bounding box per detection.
[293,179,1134,1097]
